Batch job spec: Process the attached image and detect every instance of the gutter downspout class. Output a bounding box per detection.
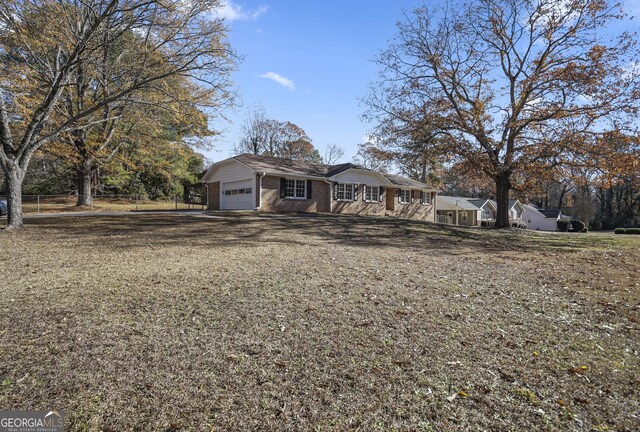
[324,179,333,213]
[257,172,266,209]
[205,182,209,210]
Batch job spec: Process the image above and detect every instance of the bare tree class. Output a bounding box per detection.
[364,0,640,227]
[322,144,345,164]
[234,105,269,155]
[353,142,392,172]
[234,109,319,161]
[0,0,236,229]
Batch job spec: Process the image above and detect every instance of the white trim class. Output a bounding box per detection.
[398,189,411,204]
[284,178,307,199]
[363,185,380,202]
[201,158,256,183]
[420,191,433,205]
[257,172,265,209]
[335,183,355,201]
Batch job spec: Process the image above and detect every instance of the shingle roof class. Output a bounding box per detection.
[467,198,493,209]
[509,199,521,208]
[382,173,432,190]
[234,154,329,177]
[539,209,561,218]
[224,154,434,189]
[489,199,522,210]
[437,196,484,210]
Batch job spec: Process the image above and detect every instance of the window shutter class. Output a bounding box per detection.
[333,182,338,200]
[354,184,358,201]
[306,180,312,199]
[362,185,366,201]
[280,178,286,198]
[379,186,384,202]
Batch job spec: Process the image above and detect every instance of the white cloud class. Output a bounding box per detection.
[259,72,295,90]
[216,1,269,22]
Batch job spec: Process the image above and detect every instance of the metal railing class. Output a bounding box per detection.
[8,194,206,214]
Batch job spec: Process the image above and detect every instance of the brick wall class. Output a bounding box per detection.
[332,185,386,216]
[206,181,220,210]
[386,189,435,222]
[260,175,331,213]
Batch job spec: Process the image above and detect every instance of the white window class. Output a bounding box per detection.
[420,191,432,205]
[399,189,411,204]
[335,183,354,201]
[224,188,252,196]
[364,186,379,202]
[285,179,306,199]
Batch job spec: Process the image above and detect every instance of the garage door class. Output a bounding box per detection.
[221,178,255,210]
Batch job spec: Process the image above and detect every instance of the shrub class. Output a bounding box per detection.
[569,219,586,233]
[614,228,627,234]
[481,220,495,228]
[627,228,640,235]
[557,220,570,232]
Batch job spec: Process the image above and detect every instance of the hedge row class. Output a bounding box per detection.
[614,227,640,235]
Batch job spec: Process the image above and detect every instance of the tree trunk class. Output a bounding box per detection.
[76,158,94,206]
[4,165,25,230]
[494,171,511,228]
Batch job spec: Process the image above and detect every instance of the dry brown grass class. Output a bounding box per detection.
[1,213,638,431]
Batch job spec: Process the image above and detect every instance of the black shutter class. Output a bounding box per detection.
[362,185,366,201]
[379,186,384,202]
[280,177,286,198]
[306,180,312,199]
[333,182,338,200]
[354,184,358,201]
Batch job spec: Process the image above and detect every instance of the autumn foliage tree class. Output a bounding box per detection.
[234,108,322,163]
[364,0,640,227]
[0,0,236,229]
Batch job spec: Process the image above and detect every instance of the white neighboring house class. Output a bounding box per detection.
[522,204,562,231]
[488,199,525,222]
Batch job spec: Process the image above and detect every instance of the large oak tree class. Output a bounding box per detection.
[0,0,236,228]
[364,0,640,227]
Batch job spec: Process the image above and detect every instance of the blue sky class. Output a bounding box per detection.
[205,0,640,165]
[205,0,424,163]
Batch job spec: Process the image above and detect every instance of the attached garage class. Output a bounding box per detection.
[221,178,255,210]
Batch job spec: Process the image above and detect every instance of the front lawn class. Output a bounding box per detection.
[1,214,638,431]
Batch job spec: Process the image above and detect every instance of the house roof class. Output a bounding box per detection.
[539,209,561,218]
[205,153,434,189]
[437,196,485,210]
[233,153,330,177]
[467,198,494,209]
[488,199,523,210]
[382,173,433,190]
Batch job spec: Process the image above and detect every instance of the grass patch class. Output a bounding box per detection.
[1,214,638,430]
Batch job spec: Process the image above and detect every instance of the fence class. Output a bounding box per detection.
[15,194,206,214]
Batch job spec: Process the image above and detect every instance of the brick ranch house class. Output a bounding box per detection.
[201,154,438,221]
